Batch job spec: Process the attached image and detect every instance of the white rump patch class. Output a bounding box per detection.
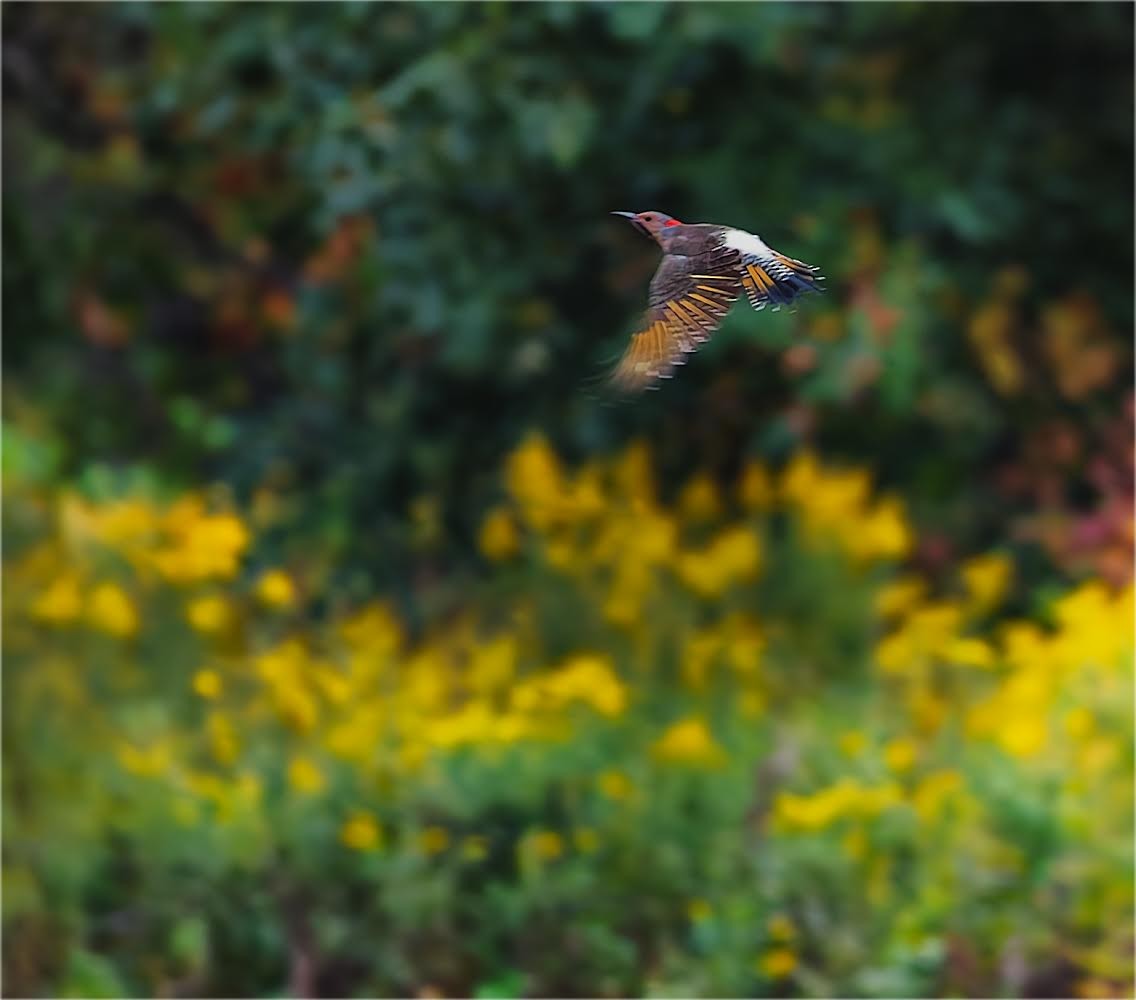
[722,228,772,258]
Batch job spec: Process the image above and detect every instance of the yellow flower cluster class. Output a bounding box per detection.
[340,811,382,851]
[86,582,140,637]
[874,554,1018,682]
[31,572,140,638]
[652,716,725,766]
[19,435,852,858]
[478,505,520,561]
[780,450,912,562]
[968,581,1133,761]
[57,492,248,584]
[773,778,902,831]
[675,526,762,599]
[256,569,297,609]
[512,654,628,719]
[489,436,914,637]
[874,547,1132,767]
[6,429,1131,998]
[23,492,250,642]
[153,498,249,582]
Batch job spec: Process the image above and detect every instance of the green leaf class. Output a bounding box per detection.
[61,950,128,999]
[474,970,526,1000]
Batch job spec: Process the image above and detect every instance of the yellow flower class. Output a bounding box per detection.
[1051,582,1132,667]
[544,535,579,572]
[31,573,83,624]
[117,740,172,776]
[758,947,798,979]
[718,526,763,578]
[849,495,913,563]
[87,582,139,638]
[874,576,926,620]
[780,450,823,507]
[612,439,655,507]
[313,664,354,705]
[767,914,797,942]
[738,460,774,511]
[839,730,867,757]
[598,770,634,801]
[725,617,766,676]
[999,621,1054,674]
[565,464,606,521]
[675,527,763,598]
[153,501,249,583]
[256,569,296,609]
[479,506,520,561]
[573,828,599,853]
[505,434,564,530]
[997,715,1047,758]
[468,635,518,695]
[192,669,223,700]
[338,602,402,655]
[961,552,1013,614]
[522,830,563,862]
[418,826,451,855]
[773,791,835,831]
[912,770,963,823]
[687,898,712,922]
[425,700,498,749]
[1064,707,1095,740]
[773,779,901,832]
[908,686,948,735]
[682,630,720,690]
[206,711,239,765]
[678,473,722,522]
[186,595,231,634]
[876,601,964,675]
[255,640,320,733]
[517,654,628,718]
[883,737,917,774]
[287,756,326,795]
[461,836,488,862]
[781,452,912,563]
[602,559,653,626]
[340,812,382,851]
[652,716,725,766]
[945,636,996,669]
[80,496,160,553]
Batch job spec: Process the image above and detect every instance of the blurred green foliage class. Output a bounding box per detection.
[3,3,1133,998]
[4,2,1131,590]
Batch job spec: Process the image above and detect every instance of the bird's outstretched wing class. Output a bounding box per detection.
[737,248,823,311]
[610,249,741,391]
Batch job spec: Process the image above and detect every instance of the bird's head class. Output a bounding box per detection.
[611,210,683,242]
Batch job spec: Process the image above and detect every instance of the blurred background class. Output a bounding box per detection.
[2,4,1133,997]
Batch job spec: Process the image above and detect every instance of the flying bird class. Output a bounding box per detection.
[608,211,823,390]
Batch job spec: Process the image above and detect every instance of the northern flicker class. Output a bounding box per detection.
[609,211,823,390]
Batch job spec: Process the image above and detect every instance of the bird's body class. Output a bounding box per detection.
[609,211,823,390]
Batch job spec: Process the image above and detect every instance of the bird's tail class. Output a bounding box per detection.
[740,250,824,311]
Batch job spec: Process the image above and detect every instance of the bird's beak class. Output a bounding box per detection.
[610,211,647,236]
